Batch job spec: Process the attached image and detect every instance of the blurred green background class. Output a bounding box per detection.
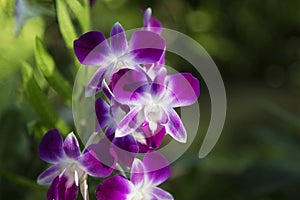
[1,0,300,199]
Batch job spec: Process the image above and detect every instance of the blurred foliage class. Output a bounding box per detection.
[0,0,300,199]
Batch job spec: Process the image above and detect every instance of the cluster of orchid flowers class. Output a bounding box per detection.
[37,8,200,200]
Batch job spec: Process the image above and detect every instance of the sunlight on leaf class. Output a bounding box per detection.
[56,0,77,49]
[65,0,91,32]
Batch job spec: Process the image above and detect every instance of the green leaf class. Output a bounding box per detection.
[0,168,47,190]
[81,0,91,32]
[56,0,77,49]
[34,36,72,106]
[21,62,69,135]
[65,0,91,32]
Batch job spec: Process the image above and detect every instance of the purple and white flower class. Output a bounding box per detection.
[95,92,166,156]
[96,152,174,200]
[95,96,138,167]
[73,23,166,96]
[37,129,117,200]
[34,6,202,200]
[140,7,166,80]
[111,69,200,143]
[143,7,162,35]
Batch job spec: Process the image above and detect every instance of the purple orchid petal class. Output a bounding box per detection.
[96,94,132,140]
[145,19,162,35]
[47,174,78,200]
[165,108,187,143]
[149,82,166,101]
[105,124,117,139]
[129,30,165,64]
[166,73,200,107]
[63,132,81,159]
[151,187,174,200]
[144,50,165,74]
[145,63,167,94]
[109,68,130,91]
[96,119,102,132]
[152,63,166,83]
[103,125,137,167]
[143,8,162,34]
[143,8,152,26]
[102,84,114,100]
[37,164,61,185]
[143,152,171,186]
[81,138,117,177]
[146,126,166,150]
[110,22,128,56]
[115,106,144,138]
[109,64,151,90]
[130,158,145,186]
[159,106,169,124]
[80,149,116,178]
[138,125,166,153]
[39,129,64,163]
[58,174,78,200]
[96,175,134,200]
[112,135,138,167]
[95,97,111,129]
[47,176,59,200]
[112,69,150,105]
[85,66,108,96]
[74,31,110,66]
[96,98,131,139]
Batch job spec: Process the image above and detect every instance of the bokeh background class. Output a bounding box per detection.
[1,0,300,199]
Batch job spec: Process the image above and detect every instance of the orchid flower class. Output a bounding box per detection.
[74,23,165,96]
[95,96,138,167]
[104,69,166,150]
[96,152,174,200]
[37,129,117,200]
[111,69,200,143]
[143,8,162,35]
[34,5,202,199]
[140,7,166,80]
[95,92,166,156]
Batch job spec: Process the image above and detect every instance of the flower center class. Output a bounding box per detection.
[132,131,147,145]
[134,192,143,200]
[115,61,127,72]
[144,103,163,132]
[64,161,84,186]
[131,184,153,200]
[145,104,161,122]
[132,189,145,200]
